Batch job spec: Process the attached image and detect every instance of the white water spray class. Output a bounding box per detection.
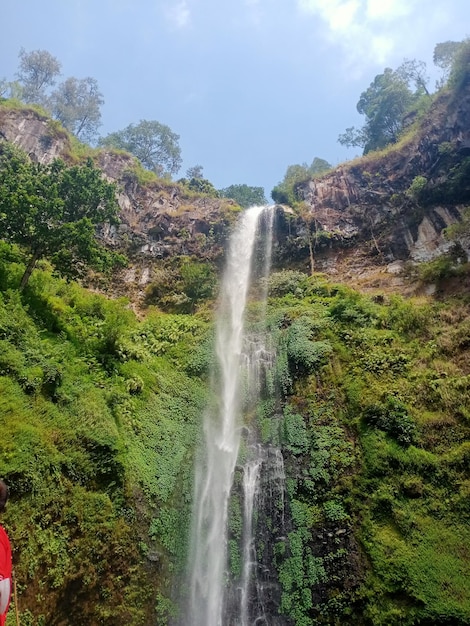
[240,454,262,626]
[187,206,273,626]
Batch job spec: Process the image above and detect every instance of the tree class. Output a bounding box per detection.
[433,41,466,82]
[0,142,121,289]
[186,164,204,179]
[219,184,266,208]
[16,48,61,105]
[50,77,104,143]
[99,120,182,176]
[338,67,416,153]
[396,59,430,97]
[271,157,331,205]
[309,157,332,176]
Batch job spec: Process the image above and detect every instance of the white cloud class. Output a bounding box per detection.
[365,0,411,20]
[297,0,427,71]
[165,0,191,29]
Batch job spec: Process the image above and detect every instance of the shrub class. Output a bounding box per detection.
[405,175,427,202]
[281,405,309,454]
[266,270,310,298]
[287,320,332,375]
[364,396,417,446]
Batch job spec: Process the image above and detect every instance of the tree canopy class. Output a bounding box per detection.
[338,42,469,155]
[16,48,61,106]
[49,76,104,142]
[338,67,418,154]
[4,49,105,144]
[218,184,266,208]
[0,142,121,289]
[271,157,331,205]
[433,40,467,82]
[99,120,182,176]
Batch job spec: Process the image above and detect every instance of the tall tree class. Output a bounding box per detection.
[16,48,61,106]
[219,184,266,208]
[99,120,182,176]
[50,77,104,143]
[0,142,120,289]
[396,59,430,97]
[433,40,466,82]
[186,164,204,179]
[338,67,416,153]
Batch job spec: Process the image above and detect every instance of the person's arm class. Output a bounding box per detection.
[0,542,10,615]
[0,577,10,614]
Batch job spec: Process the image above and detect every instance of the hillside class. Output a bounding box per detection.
[273,66,470,293]
[0,54,469,625]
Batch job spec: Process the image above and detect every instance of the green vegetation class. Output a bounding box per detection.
[99,119,182,176]
[1,35,470,626]
[219,184,267,208]
[271,157,331,206]
[3,48,104,143]
[337,41,470,156]
[0,141,124,289]
[1,236,470,624]
[0,244,211,624]
[253,271,470,625]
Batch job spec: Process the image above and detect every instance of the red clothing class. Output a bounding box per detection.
[0,525,11,626]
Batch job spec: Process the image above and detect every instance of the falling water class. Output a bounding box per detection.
[240,454,262,626]
[186,206,275,626]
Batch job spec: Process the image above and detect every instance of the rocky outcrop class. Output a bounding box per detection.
[0,106,70,164]
[0,105,240,284]
[291,80,470,276]
[2,75,470,294]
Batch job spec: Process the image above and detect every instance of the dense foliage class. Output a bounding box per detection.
[219,184,267,208]
[0,244,212,624]
[1,225,469,625]
[256,271,470,625]
[0,141,123,289]
[1,36,470,626]
[99,120,182,176]
[271,157,331,206]
[337,41,470,155]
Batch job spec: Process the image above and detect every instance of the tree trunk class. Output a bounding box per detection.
[309,237,315,275]
[19,249,41,291]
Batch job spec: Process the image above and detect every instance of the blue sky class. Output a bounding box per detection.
[2,0,469,197]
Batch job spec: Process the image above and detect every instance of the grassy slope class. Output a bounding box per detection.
[0,247,469,625]
[0,244,211,625]
[257,270,470,625]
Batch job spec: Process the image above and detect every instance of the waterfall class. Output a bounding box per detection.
[240,454,262,626]
[185,206,278,626]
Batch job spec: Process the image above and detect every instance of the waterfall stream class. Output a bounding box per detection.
[185,206,281,626]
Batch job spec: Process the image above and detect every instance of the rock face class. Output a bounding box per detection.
[0,105,240,286]
[0,107,69,164]
[1,77,470,292]
[287,79,470,279]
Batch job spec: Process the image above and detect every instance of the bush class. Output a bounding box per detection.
[267,270,310,298]
[405,175,427,202]
[364,396,417,446]
[286,317,332,375]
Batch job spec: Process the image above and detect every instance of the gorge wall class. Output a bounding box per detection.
[2,74,470,299]
[274,77,470,288]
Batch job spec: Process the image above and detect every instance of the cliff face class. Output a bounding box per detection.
[0,105,240,291]
[284,78,470,285]
[2,75,470,295]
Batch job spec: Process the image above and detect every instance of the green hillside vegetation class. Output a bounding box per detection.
[0,241,469,623]
[0,244,212,624]
[261,270,470,625]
